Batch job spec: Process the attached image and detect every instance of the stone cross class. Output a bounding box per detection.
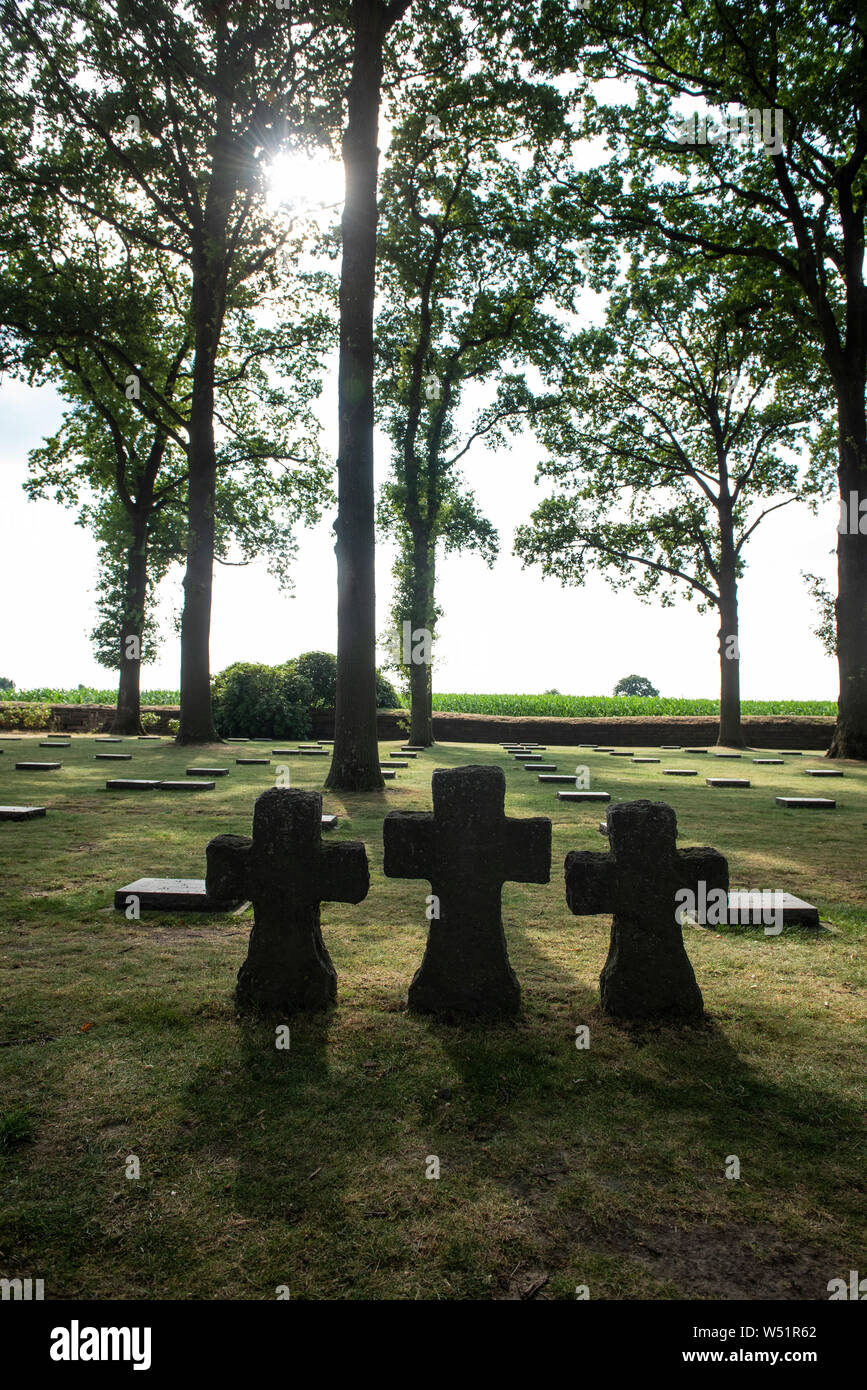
[564,799,728,1019]
[207,788,369,1014]
[383,765,551,1018]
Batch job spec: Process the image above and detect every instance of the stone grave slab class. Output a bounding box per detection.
[776,796,836,809]
[15,762,61,771]
[597,821,608,836]
[380,768,397,779]
[299,749,329,756]
[684,748,708,754]
[158,780,215,791]
[659,745,681,750]
[272,749,302,755]
[95,737,123,743]
[727,892,820,930]
[237,758,270,765]
[0,736,22,741]
[114,878,244,912]
[632,757,660,763]
[187,767,229,777]
[565,799,727,1019]
[518,754,543,762]
[390,751,415,758]
[804,768,844,777]
[663,769,697,776]
[593,746,614,752]
[401,747,422,753]
[40,740,69,747]
[527,763,557,771]
[0,806,47,820]
[384,764,550,1018]
[713,752,742,759]
[138,735,162,740]
[321,814,337,830]
[706,778,751,788]
[539,774,582,783]
[753,759,784,765]
[208,788,369,1012]
[95,753,133,761]
[388,760,409,768]
[106,779,161,790]
[609,751,635,757]
[557,790,611,802]
[231,737,251,741]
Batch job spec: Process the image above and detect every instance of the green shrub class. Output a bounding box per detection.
[140,712,160,731]
[211,662,313,740]
[294,651,337,709]
[0,703,52,730]
[376,669,403,709]
[167,718,180,736]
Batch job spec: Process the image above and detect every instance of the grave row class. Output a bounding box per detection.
[105,767,820,1023]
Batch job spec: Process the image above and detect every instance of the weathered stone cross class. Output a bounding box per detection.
[564,799,728,1019]
[207,788,369,1014]
[383,765,551,1018]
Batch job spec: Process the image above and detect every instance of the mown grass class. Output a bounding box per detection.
[0,735,864,1300]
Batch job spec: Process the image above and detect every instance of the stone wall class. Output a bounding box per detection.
[1,703,834,749]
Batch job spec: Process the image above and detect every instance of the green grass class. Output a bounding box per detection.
[0,735,864,1300]
[432,693,837,717]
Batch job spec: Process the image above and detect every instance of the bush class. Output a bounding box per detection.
[376,670,403,708]
[140,712,160,731]
[211,662,313,740]
[167,718,180,736]
[294,651,337,709]
[0,703,52,730]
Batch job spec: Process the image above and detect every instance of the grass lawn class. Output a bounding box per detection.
[1,735,864,1300]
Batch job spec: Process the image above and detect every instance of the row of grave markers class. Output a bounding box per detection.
[109,766,820,1024]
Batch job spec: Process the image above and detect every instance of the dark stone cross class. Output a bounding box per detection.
[206,788,369,1013]
[564,799,728,1020]
[383,765,551,1018]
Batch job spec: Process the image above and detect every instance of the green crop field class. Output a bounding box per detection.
[432,693,837,717]
[0,688,180,706]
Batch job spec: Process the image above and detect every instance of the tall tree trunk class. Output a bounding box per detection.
[717,567,743,747]
[326,0,391,791]
[408,533,434,745]
[828,382,867,760]
[178,267,224,745]
[111,516,149,736]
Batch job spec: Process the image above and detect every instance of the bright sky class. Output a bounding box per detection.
[0,138,841,703]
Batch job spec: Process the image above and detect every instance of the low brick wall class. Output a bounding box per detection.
[1,703,834,749]
[317,710,835,750]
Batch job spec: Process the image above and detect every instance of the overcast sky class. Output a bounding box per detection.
[0,361,839,701]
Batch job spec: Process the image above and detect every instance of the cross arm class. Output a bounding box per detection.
[564,850,617,916]
[206,834,253,907]
[321,840,370,904]
[383,811,435,880]
[503,816,552,884]
[675,846,729,896]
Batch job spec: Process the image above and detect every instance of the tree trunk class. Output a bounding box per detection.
[717,564,744,748]
[177,268,224,745]
[111,517,149,735]
[408,535,435,745]
[828,382,867,760]
[326,0,389,791]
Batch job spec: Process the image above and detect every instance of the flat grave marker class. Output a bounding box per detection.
[95,753,133,761]
[663,769,697,777]
[158,780,215,792]
[237,758,270,765]
[633,757,660,763]
[186,767,229,777]
[776,796,836,810]
[115,878,243,912]
[15,761,61,771]
[558,790,611,803]
[804,768,844,777]
[753,759,784,765]
[106,779,161,790]
[527,763,557,771]
[0,806,47,821]
[706,778,751,788]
